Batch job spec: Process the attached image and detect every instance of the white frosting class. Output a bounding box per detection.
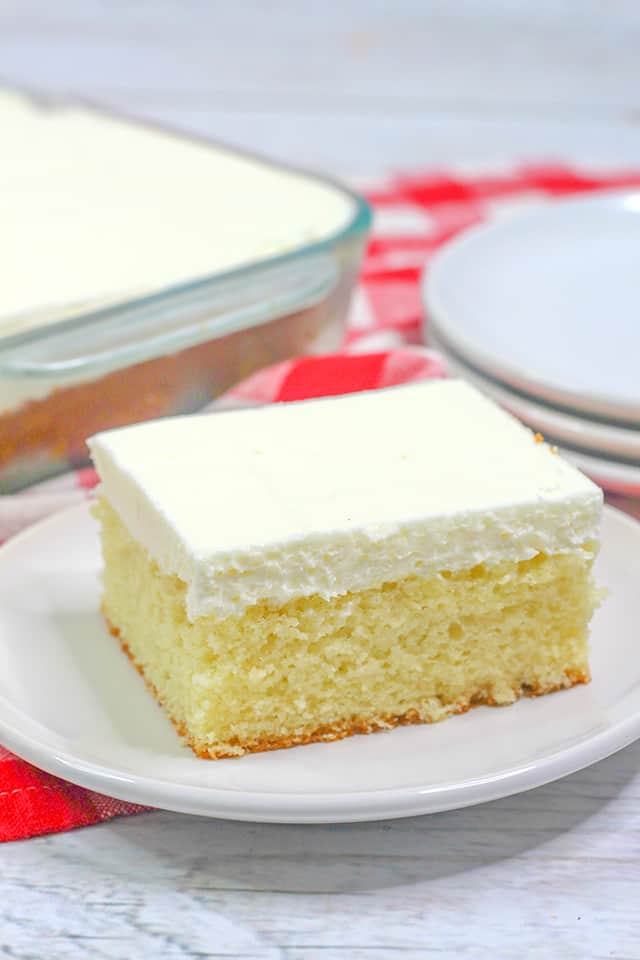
[0,90,354,412]
[89,380,603,621]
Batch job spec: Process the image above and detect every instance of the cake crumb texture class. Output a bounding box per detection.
[96,498,598,759]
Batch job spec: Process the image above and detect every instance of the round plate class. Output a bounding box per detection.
[0,503,639,824]
[423,189,640,424]
[556,448,640,498]
[429,330,640,464]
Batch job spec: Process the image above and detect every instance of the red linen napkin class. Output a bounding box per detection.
[2,163,640,841]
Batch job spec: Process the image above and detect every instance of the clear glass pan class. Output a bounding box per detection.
[0,100,371,491]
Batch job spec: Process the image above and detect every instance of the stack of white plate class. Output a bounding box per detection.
[422,190,640,500]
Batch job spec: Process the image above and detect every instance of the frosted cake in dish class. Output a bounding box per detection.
[89,380,602,758]
[0,89,362,492]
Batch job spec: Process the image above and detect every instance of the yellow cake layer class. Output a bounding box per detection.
[96,498,598,758]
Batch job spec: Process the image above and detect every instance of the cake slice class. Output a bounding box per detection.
[88,380,602,758]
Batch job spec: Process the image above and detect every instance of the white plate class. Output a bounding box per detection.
[556,448,640,498]
[0,503,639,824]
[423,189,640,424]
[429,331,640,464]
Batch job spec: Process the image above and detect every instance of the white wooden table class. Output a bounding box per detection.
[1,3,639,957]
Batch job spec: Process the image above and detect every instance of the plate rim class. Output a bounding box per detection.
[1,501,640,824]
[428,330,640,461]
[422,188,640,426]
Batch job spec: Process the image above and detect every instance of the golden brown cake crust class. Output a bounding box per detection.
[104,611,590,761]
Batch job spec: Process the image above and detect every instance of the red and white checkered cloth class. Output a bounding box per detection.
[2,163,640,842]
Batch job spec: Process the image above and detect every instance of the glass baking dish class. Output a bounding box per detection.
[0,96,371,493]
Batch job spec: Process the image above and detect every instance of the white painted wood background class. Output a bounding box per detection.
[1,3,639,958]
[3,0,640,171]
